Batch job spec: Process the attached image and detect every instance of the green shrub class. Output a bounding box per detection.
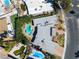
[53,0,72,12]
[13,46,25,56]
[14,50,21,56]
[19,46,25,53]
[20,4,26,11]
[58,34,64,47]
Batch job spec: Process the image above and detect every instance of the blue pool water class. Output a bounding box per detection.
[25,24,32,35]
[4,0,10,8]
[32,51,44,59]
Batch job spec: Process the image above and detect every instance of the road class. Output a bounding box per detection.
[63,0,79,59]
[66,0,79,17]
[64,17,79,59]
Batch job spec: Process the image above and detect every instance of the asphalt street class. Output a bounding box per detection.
[64,17,79,59]
[66,0,79,17]
[64,0,79,59]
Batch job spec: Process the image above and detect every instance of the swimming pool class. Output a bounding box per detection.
[32,51,44,59]
[25,24,32,35]
[4,0,10,8]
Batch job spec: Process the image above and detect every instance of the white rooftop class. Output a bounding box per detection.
[23,0,53,15]
[33,15,57,26]
[32,15,59,55]
[33,26,59,54]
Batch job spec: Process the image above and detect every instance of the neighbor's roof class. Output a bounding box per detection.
[23,0,53,15]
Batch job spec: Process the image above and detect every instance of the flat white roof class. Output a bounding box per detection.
[32,15,59,55]
[33,15,57,26]
[24,0,53,15]
[33,26,59,54]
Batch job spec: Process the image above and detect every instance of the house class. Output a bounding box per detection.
[31,15,60,55]
[23,0,53,15]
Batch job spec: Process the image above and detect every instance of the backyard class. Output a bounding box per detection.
[11,14,32,45]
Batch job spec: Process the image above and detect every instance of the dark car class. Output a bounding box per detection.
[75,50,79,58]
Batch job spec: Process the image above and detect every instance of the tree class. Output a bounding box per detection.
[53,0,72,12]
[11,15,31,45]
[20,4,26,11]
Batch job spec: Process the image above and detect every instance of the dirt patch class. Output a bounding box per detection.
[0,18,7,33]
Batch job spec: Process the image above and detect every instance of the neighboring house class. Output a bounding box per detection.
[23,0,53,15]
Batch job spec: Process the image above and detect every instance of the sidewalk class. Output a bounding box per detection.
[55,46,64,57]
